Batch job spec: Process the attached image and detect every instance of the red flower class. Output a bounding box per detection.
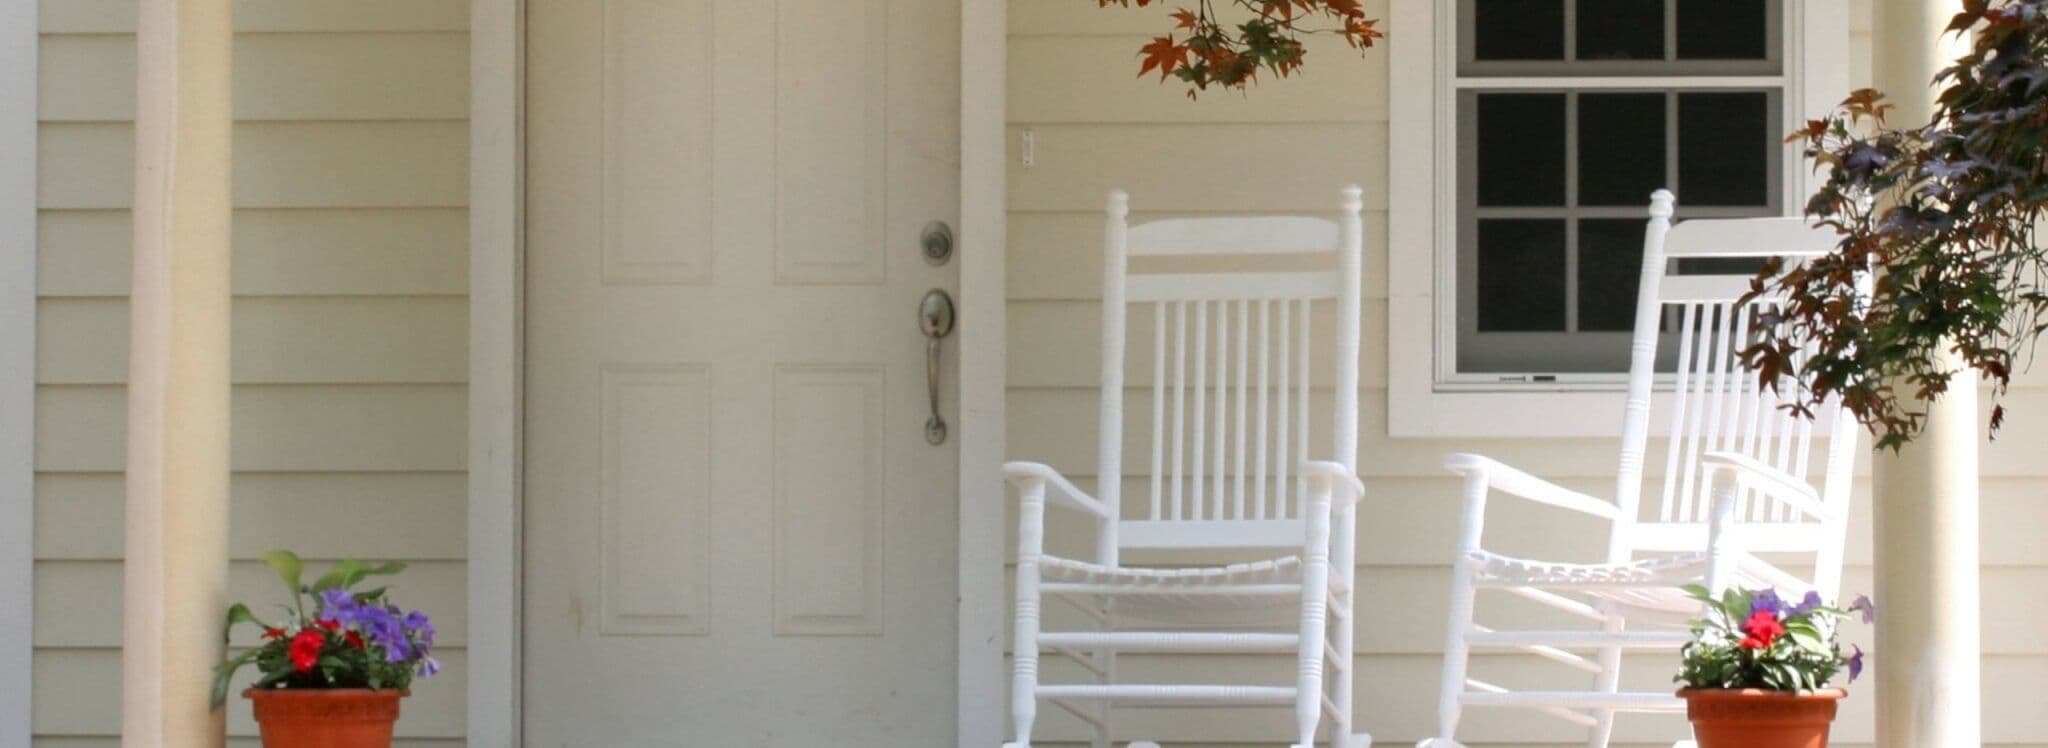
[261,627,286,640]
[315,619,340,631]
[1738,610,1785,650]
[288,629,326,673]
[344,631,366,650]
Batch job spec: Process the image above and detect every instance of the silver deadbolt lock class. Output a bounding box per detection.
[921,221,954,265]
[918,289,956,445]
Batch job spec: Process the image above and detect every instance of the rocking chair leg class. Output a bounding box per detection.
[1587,607,1626,748]
[1433,564,1477,743]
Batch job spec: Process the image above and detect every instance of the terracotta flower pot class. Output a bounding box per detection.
[1681,688,1845,748]
[246,688,405,748]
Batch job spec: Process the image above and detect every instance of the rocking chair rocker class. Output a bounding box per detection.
[1004,187,1370,748]
[1422,191,1866,748]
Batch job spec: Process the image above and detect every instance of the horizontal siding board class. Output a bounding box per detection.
[37,296,467,384]
[33,649,466,738]
[38,122,467,209]
[34,384,466,472]
[34,472,467,561]
[1008,124,1386,213]
[41,32,467,123]
[1010,35,1385,124]
[38,0,469,33]
[33,560,467,648]
[37,209,469,298]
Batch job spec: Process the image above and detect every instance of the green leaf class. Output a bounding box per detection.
[1681,584,1713,604]
[1785,621,1826,653]
[210,649,262,710]
[221,603,269,643]
[261,549,303,593]
[253,668,293,690]
[311,560,408,595]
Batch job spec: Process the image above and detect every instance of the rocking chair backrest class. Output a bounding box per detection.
[1094,188,1364,560]
[1611,191,1864,593]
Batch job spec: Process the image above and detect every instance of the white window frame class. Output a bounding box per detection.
[1386,0,1849,437]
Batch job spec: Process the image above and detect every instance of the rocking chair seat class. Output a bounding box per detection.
[1041,554,1303,587]
[1463,548,1805,617]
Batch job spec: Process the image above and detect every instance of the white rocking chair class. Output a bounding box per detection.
[1423,191,1866,748]
[1005,187,1370,748]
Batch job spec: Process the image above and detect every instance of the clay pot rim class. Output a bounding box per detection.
[243,687,410,699]
[1678,687,1847,700]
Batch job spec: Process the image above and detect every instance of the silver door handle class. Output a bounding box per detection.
[918,289,956,445]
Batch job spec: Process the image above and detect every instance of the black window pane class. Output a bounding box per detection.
[1578,93,1667,206]
[1577,0,1664,61]
[1475,0,1565,60]
[1477,94,1567,206]
[1477,220,1567,332]
[1679,92,1770,206]
[1578,219,1647,331]
[1677,257,1768,275]
[1678,0,1768,60]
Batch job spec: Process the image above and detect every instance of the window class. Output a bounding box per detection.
[1386,0,1847,436]
[1458,0,1786,376]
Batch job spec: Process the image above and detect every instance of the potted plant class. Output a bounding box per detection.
[1676,586,1874,748]
[211,550,442,748]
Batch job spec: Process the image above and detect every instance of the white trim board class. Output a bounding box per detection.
[1384,0,1850,438]
[465,1,1008,743]
[467,0,523,745]
[1,0,35,745]
[957,0,1009,742]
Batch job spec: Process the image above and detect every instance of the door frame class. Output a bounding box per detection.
[465,2,1009,744]
[0,0,34,744]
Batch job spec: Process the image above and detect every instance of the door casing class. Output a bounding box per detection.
[464,1,1009,745]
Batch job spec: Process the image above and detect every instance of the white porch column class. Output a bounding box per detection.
[124,0,232,746]
[1870,1,1979,746]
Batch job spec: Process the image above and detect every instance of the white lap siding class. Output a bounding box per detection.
[32,1,470,744]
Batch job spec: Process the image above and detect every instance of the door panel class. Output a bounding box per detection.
[523,1,960,744]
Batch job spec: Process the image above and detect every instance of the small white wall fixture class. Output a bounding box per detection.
[0,0,36,744]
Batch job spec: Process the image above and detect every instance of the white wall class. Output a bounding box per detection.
[1004,1,2048,746]
[31,1,470,744]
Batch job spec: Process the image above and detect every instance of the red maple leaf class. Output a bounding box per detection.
[1138,36,1189,81]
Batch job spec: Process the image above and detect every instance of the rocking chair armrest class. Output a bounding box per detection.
[1001,461,1113,519]
[1443,453,1621,522]
[1700,452,1831,521]
[1298,461,1366,508]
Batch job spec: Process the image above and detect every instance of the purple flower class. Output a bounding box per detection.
[417,656,442,678]
[1849,594,1877,624]
[1790,590,1824,617]
[319,588,361,621]
[405,610,436,650]
[1846,643,1866,682]
[1751,589,1789,618]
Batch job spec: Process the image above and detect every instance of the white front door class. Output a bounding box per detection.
[522,1,960,743]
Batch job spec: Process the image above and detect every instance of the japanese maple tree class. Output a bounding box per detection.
[1098,0,1380,98]
[1743,0,2048,450]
